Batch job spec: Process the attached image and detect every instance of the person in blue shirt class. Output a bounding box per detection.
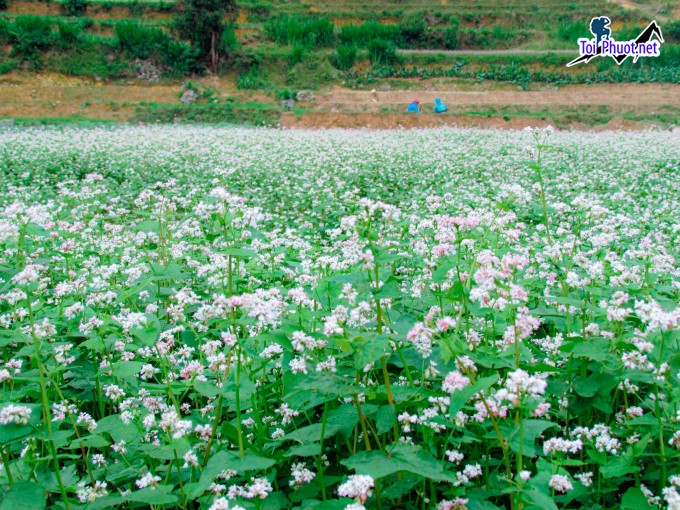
[407,99,420,113]
[434,98,448,113]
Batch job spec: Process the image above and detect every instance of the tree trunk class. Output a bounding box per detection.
[210,31,218,73]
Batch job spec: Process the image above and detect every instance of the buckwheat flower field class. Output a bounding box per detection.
[1,125,679,510]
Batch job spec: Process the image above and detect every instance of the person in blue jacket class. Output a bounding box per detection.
[407,99,420,113]
[434,98,448,113]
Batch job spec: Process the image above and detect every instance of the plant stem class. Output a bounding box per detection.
[235,345,245,458]
[202,350,233,467]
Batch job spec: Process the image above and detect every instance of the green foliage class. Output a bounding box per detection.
[56,21,82,48]
[277,88,295,100]
[236,67,266,90]
[368,38,398,66]
[668,21,680,43]
[334,44,357,71]
[289,43,306,66]
[247,2,272,22]
[222,23,238,53]
[0,55,17,74]
[115,22,170,59]
[174,0,237,72]
[0,0,7,11]
[340,20,401,47]
[555,21,588,42]
[0,18,10,43]
[115,21,201,75]
[265,14,335,48]
[444,16,460,50]
[133,103,279,125]
[349,51,680,87]
[287,52,339,88]
[10,15,54,68]
[48,44,130,78]
[61,0,88,17]
[398,13,427,48]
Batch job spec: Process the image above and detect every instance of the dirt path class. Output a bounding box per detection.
[0,72,677,129]
[314,83,680,111]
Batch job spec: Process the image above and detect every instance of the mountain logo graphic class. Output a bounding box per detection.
[566,18,664,67]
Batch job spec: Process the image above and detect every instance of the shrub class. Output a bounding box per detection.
[277,88,295,100]
[164,39,203,75]
[11,15,53,66]
[444,16,460,49]
[236,67,266,89]
[340,20,401,47]
[115,21,170,59]
[289,43,305,66]
[48,44,130,78]
[0,0,7,11]
[62,0,88,17]
[57,21,82,47]
[399,13,427,48]
[265,14,334,48]
[115,21,200,74]
[13,15,53,48]
[0,57,17,73]
[368,38,397,65]
[287,53,338,88]
[334,44,357,71]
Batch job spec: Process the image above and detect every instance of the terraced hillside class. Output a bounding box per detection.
[0,0,678,126]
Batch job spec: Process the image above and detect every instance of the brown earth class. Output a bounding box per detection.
[280,112,560,130]
[7,0,173,20]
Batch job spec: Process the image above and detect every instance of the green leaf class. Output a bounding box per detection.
[621,487,651,509]
[525,488,558,510]
[449,374,498,418]
[96,415,140,443]
[142,440,190,460]
[352,334,390,367]
[69,434,110,449]
[25,224,48,237]
[194,378,222,397]
[224,248,258,257]
[284,443,321,457]
[126,485,177,505]
[112,361,145,379]
[135,220,159,233]
[375,405,396,435]
[373,280,403,299]
[341,443,455,483]
[507,419,556,457]
[0,482,46,510]
[565,339,612,362]
[573,376,598,398]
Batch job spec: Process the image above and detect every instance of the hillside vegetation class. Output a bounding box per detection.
[0,0,678,90]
